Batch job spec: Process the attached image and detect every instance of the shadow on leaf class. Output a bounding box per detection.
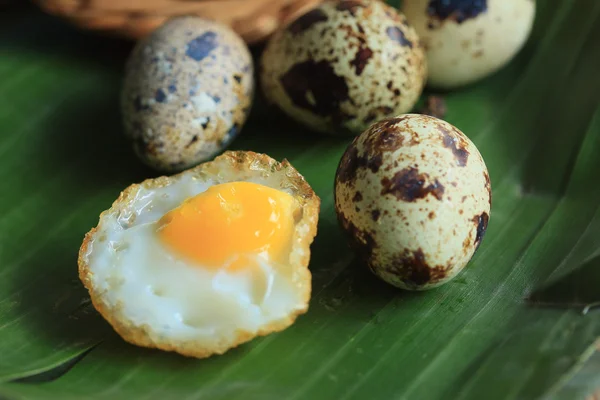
[528,255,600,312]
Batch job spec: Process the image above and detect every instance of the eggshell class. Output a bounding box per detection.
[403,0,535,89]
[334,114,491,290]
[122,17,254,172]
[79,151,320,358]
[261,0,427,135]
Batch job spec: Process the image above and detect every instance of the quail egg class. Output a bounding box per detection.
[79,151,320,358]
[122,17,254,172]
[261,0,427,135]
[403,0,535,89]
[335,114,491,290]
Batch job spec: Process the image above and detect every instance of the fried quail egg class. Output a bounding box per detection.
[261,0,427,135]
[79,151,320,358]
[122,17,254,172]
[403,0,535,89]
[335,114,491,290]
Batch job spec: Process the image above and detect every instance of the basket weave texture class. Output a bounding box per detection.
[36,0,323,44]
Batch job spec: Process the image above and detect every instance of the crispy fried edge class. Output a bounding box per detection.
[78,150,320,358]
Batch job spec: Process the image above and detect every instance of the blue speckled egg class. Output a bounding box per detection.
[122,16,254,172]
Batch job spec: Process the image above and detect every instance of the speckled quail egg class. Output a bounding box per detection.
[403,0,535,89]
[335,114,491,290]
[79,151,320,358]
[261,0,427,135]
[122,17,254,172]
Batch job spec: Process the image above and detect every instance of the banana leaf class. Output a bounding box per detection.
[1,1,600,398]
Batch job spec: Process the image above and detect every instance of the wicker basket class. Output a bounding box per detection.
[36,0,323,44]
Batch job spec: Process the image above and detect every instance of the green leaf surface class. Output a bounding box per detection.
[0,1,599,398]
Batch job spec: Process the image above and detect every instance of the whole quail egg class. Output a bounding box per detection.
[403,0,535,89]
[261,0,427,135]
[334,114,491,290]
[122,17,254,172]
[79,151,320,358]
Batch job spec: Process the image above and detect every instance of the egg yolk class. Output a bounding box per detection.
[157,182,297,270]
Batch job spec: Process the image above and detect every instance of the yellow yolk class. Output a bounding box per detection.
[157,182,296,270]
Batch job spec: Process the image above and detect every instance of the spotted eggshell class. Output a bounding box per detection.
[403,0,535,89]
[122,16,254,172]
[261,0,427,136]
[334,114,491,290]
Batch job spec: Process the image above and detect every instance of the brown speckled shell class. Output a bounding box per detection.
[261,0,427,135]
[79,151,320,358]
[402,0,535,89]
[122,17,254,172]
[334,114,491,290]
